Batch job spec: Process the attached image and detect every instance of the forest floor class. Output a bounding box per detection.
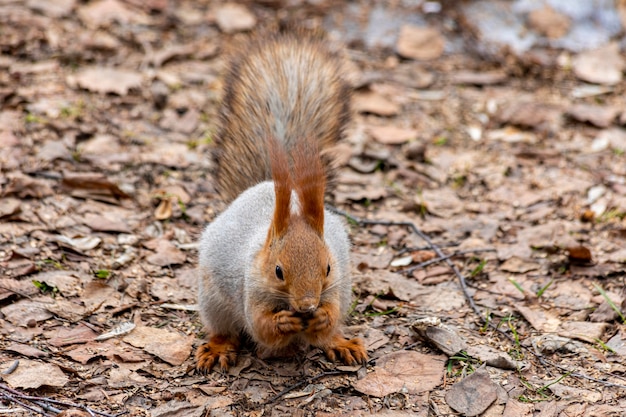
[1,1,626,416]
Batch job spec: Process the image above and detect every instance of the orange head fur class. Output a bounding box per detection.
[260,137,331,314]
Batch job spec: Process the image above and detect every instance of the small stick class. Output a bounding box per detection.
[396,242,459,255]
[0,392,50,416]
[1,360,19,375]
[267,370,343,403]
[0,384,120,417]
[401,248,496,275]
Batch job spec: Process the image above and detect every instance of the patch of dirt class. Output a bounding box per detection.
[1,1,626,416]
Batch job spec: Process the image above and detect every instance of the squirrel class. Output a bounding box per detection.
[196,31,368,372]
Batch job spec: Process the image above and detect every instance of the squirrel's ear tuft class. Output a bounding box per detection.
[268,136,292,238]
[292,138,325,236]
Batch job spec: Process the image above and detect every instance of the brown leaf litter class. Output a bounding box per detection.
[1,1,626,416]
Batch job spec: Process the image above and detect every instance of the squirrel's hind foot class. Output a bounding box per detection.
[323,334,368,366]
[196,335,239,373]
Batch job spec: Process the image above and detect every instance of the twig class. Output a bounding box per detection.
[267,371,343,403]
[33,400,62,414]
[1,360,19,375]
[400,248,496,275]
[0,392,51,416]
[0,384,120,417]
[396,242,459,255]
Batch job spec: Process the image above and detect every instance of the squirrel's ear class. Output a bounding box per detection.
[268,137,292,238]
[292,138,325,236]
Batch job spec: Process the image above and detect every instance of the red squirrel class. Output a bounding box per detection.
[196,32,367,372]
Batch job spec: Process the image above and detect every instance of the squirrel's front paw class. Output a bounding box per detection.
[306,307,333,333]
[274,310,304,334]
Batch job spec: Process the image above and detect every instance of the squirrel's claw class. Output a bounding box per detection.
[324,335,368,366]
[196,335,239,373]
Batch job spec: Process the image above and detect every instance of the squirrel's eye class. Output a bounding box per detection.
[275,265,284,280]
[326,263,331,277]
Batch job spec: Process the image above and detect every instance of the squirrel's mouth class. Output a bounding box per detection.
[273,304,291,314]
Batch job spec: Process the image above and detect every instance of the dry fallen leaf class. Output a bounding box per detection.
[0,198,21,218]
[45,299,89,322]
[78,0,149,27]
[57,409,92,417]
[123,326,194,366]
[450,70,507,85]
[496,101,562,131]
[500,256,540,273]
[558,321,608,344]
[353,90,400,116]
[527,5,571,39]
[445,366,498,416]
[65,339,147,364]
[146,239,186,266]
[214,3,256,33]
[82,281,121,312]
[606,330,626,357]
[154,198,173,220]
[572,43,624,86]
[418,188,463,218]
[367,125,418,145]
[3,173,54,199]
[107,364,152,388]
[1,359,69,389]
[414,323,468,357]
[466,345,524,370]
[26,0,75,18]
[30,271,82,297]
[151,401,206,417]
[46,323,98,347]
[502,399,534,417]
[6,342,49,358]
[71,67,143,95]
[396,25,445,60]
[567,104,618,128]
[517,305,561,333]
[548,383,602,403]
[352,350,445,397]
[0,278,37,302]
[61,171,130,201]
[82,212,131,233]
[0,298,53,326]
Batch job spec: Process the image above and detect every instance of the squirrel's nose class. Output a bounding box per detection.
[294,297,318,313]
